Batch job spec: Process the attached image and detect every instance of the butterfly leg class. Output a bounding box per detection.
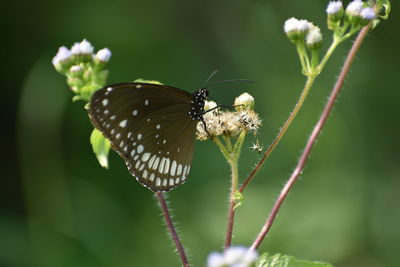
[201,117,213,140]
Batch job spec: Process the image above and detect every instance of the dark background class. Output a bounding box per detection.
[2,0,399,266]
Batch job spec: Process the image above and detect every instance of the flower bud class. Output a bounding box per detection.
[234,93,254,111]
[204,100,218,111]
[326,1,344,30]
[69,65,83,77]
[284,18,310,43]
[52,46,72,73]
[71,39,94,62]
[345,0,364,25]
[360,7,376,25]
[94,48,112,64]
[306,26,323,50]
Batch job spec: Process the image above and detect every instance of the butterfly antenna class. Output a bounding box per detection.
[206,79,254,87]
[202,70,219,87]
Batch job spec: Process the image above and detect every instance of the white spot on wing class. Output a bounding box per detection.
[156,178,161,186]
[150,173,155,181]
[102,99,109,106]
[132,110,138,116]
[142,152,150,162]
[137,133,142,140]
[171,161,177,176]
[177,164,183,176]
[137,145,144,153]
[145,99,149,106]
[119,119,128,128]
[148,155,156,168]
[163,158,170,174]
[156,124,161,129]
[169,179,174,186]
[152,157,160,170]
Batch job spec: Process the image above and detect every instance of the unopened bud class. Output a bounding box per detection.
[234,93,254,111]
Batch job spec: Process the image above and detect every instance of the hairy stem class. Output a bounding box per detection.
[225,156,239,248]
[250,25,371,250]
[155,192,190,267]
[240,75,316,192]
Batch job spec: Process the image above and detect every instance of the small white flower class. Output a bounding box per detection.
[224,247,249,264]
[360,7,376,20]
[207,247,258,267]
[297,19,310,32]
[70,42,82,55]
[234,93,254,110]
[52,46,71,66]
[70,65,82,73]
[79,39,94,54]
[326,1,343,14]
[306,27,323,46]
[346,0,364,16]
[207,252,225,267]
[71,39,94,55]
[284,17,299,33]
[95,48,112,62]
[204,100,218,111]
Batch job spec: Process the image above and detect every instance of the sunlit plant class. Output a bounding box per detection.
[52,1,390,266]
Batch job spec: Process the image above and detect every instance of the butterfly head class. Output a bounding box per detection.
[189,88,209,121]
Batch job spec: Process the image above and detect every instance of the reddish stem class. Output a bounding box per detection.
[251,25,371,250]
[155,192,190,267]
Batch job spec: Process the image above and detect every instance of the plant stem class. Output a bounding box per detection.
[225,155,239,248]
[155,192,190,267]
[250,25,371,250]
[239,74,316,192]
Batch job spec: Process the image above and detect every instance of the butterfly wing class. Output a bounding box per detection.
[89,83,197,191]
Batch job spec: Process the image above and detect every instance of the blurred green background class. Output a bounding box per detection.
[3,0,399,266]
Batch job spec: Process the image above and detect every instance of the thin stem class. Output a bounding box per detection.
[316,38,341,74]
[250,25,371,250]
[225,156,239,248]
[155,192,190,267]
[240,74,316,192]
[213,136,230,159]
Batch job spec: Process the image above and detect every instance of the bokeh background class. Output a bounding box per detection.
[3,0,399,266]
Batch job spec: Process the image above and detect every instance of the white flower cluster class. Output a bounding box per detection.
[326,1,343,15]
[284,18,322,48]
[326,1,376,30]
[196,94,261,140]
[52,39,112,72]
[207,246,258,267]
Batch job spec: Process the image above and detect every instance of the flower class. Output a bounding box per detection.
[71,39,94,55]
[306,26,323,49]
[346,0,364,17]
[234,93,254,110]
[284,17,300,33]
[207,247,258,267]
[95,48,112,63]
[52,46,71,67]
[326,1,343,14]
[360,7,376,21]
[284,18,312,44]
[238,109,262,132]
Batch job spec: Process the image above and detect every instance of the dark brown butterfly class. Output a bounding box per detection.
[89,83,208,191]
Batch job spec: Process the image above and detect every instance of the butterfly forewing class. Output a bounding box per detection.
[89,83,198,191]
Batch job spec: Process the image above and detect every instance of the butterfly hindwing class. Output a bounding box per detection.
[89,83,197,191]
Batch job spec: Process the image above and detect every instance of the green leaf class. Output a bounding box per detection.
[90,128,111,169]
[256,253,333,267]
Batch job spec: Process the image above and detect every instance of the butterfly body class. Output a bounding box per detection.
[89,82,208,191]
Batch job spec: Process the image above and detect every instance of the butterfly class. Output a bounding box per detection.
[89,82,209,192]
